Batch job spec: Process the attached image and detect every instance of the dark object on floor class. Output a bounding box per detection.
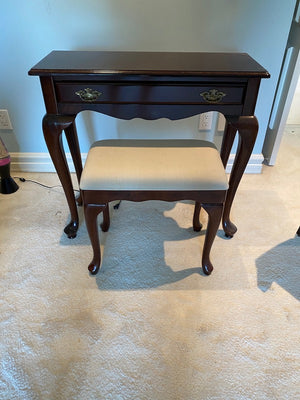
[0,137,19,194]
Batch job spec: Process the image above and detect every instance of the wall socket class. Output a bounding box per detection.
[0,109,13,130]
[199,112,213,130]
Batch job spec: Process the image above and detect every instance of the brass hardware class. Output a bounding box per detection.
[75,88,102,102]
[200,89,226,103]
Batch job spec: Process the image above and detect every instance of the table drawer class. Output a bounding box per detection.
[55,83,245,105]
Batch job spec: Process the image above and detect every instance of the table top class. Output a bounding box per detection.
[28,51,270,78]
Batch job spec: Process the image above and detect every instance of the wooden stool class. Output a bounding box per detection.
[80,139,228,276]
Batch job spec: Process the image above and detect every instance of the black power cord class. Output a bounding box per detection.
[13,177,80,193]
[14,177,122,208]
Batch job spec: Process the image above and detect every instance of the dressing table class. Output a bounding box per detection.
[28,51,269,238]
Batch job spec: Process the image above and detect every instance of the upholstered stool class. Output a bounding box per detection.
[80,139,228,276]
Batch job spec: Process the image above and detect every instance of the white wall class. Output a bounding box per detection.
[0,0,296,158]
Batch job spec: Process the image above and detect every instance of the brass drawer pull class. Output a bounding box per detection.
[75,88,102,102]
[200,89,226,103]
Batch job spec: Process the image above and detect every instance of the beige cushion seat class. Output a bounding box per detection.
[80,139,228,277]
[80,139,228,191]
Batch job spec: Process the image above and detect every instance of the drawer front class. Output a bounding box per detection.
[55,82,245,105]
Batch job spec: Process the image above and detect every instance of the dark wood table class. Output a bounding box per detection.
[28,51,269,238]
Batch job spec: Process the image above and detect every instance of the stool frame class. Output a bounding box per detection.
[81,189,226,276]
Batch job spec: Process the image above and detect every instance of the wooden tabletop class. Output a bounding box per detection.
[28,51,270,78]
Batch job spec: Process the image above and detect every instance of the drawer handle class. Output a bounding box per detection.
[200,89,226,103]
[75,88,102,102]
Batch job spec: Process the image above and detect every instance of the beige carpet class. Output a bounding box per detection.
[0,132,299,400]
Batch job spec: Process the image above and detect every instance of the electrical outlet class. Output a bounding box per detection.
[199,112,213,130]
[0,110,13,130]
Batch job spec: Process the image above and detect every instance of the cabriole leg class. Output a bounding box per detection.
[64,121,83,206]
[193,202,203,232]
[42,114,79,238]
[100,204,110,232]
[220,119,237,168]
[201,203,223,275]
[222,116,258,238]
[84,203,107,275]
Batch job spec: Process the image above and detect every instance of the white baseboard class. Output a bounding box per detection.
[10,152,87,173]
[226,153,264,174]
[10,152,264,174]
[285,124,300,135]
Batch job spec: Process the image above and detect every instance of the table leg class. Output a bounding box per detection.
[223,116,259,237]
[221,119,237,168]
[64,120,83,206]
[194,120,235,231]
[42,114,79,238]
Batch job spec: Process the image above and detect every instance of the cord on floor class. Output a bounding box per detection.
[14,177,122,209]
[13,177,80,193]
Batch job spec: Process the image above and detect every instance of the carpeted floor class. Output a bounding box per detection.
[0,131,299,400]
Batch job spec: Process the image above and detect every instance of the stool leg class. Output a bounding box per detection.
[84,203,107,275]
[201,203,223,275]
[100,203,110,232]
[193,202,203,231]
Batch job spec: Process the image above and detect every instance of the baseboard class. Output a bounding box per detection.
[10,152,87,173]
[226,153,264,174]
[10,152,264,174]
[285,124,300,134]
